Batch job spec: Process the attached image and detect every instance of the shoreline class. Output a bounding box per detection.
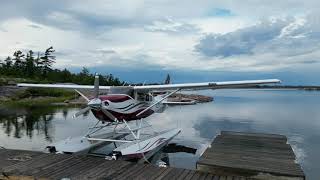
[0,86,214,106]
[1,85,319,106]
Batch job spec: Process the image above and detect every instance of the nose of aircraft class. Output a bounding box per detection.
[88,98,102,109]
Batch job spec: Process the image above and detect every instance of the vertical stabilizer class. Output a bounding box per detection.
[164,74,171,84]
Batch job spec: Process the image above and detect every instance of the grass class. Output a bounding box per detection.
[14,88,75,98]
[0,75,54,86]
[4,96,73,107]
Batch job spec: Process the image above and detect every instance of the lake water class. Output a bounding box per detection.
[0,89,319,179]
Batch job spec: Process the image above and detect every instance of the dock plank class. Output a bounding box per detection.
[0,149,45,170]
[154,167,174,180]
[78,159,132,179]
[113,163,148,180]
[221,131,287,141]
[132,164,165,180]
[162,167,185,180]
[0,149,250,180]
[203,147,296,160]
[197,131,305,180]
[176,169,192,180]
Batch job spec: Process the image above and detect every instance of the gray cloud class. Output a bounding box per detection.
[98,49,116,54]
[28,24,42,29]
[145,18,200,34]
[0,1,136,32]
[1,0,320,73]
[195,17,320,58]
[0,27,7,32]
[0,1,206,32]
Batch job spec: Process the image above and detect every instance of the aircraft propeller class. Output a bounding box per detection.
[72,74,116,121]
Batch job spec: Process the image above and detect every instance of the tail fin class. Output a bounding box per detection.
[164,74,171,84]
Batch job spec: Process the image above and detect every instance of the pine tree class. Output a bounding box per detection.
[4,56,12,68]
[1,57,13,75]
[40,46,55,77]
[34,52,42,68]
[164,74,171,84]
[25,50,35,77]
[0,47,124,86]
[12,50,25,75]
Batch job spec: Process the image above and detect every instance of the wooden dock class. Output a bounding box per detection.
[197,131,305,180]
[0,149,249,180]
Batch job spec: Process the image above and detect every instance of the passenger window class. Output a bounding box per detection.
[137,93,145,101]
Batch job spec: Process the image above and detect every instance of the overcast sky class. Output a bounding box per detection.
[0,1,319,84]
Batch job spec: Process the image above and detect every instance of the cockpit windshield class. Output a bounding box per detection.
[109,87,134,97]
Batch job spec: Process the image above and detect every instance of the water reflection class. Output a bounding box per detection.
[0,106,60,141]
[193,117,255,139]
[148,143,197,167]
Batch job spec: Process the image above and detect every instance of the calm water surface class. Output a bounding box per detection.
[0,89,319,179]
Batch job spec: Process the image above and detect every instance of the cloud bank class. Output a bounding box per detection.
[0,0,319,78]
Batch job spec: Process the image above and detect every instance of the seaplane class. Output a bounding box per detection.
[17,75,280,160]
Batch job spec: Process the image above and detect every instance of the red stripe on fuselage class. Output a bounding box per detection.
[99,95,131,102]
[91,108,154,122]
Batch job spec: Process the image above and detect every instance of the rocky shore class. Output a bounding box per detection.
[0,86,27,102]
[169,93,213,103]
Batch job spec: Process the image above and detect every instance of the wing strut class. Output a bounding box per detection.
[136,88,180,117]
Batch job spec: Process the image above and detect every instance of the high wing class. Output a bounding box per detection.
[133,79,281,92]
[17,79,280,91]
[17,83,111,90]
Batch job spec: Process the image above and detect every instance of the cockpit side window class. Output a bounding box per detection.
[137,92,152,102]
[137,93,145,101]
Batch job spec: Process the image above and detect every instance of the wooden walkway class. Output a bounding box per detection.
[0,149,249,180]
[197,131,305,180]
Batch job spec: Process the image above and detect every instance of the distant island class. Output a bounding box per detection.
[245,85,320,91]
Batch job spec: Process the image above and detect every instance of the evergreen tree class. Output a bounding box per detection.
[25,50,35,77]
[4,56,13,68]
[0,47,124,86]
[13,50,24,65]
[61,68,72,82]
[13,50,25,66]
[34,52,42,68]
[34,52,42,75]
[0,57,13,75]
[78,67,93,84]
[164,74,171,84]
[40,46,55,77]
[80,67,90,77]
[12,50,25,75]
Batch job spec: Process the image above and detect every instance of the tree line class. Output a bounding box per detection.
[0,47,123,86]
